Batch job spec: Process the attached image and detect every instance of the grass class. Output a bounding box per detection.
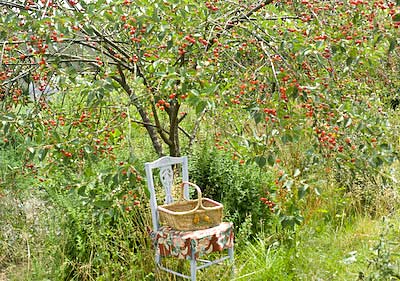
[0,188,67,281]
[1,187,399,281]
[1,146,399,281]
[230,213,400,281]
[294,217,381,280]
[1,118,399,281]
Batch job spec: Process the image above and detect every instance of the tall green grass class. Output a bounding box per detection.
[1,112,399,281]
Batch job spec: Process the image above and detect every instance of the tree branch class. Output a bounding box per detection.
[67,38,134,71]
[111,69,164,156]
[228,0,275,27]
[189,108,208,149]
[130,119,170,135]
[178,112,187,124]
[1,66,36,86]
[206,0,274,50]
[0,38,130,45]
[178,126,191,139]
[90,25,132,62]
[0,0,38,11]
[150,97,172,146]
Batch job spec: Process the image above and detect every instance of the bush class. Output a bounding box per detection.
[189,144,275,239]
[37,162,155,280]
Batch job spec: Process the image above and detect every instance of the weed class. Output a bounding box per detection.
[361,217,400,281]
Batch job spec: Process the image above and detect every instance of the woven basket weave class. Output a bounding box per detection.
[158,182,223,231]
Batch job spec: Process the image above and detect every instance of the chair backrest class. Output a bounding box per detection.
[145,156,189,231]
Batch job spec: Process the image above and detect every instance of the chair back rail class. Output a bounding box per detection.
[145,156,189,231]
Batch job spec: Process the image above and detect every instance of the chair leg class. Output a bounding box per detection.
[190,248,197,281]
[154,251,161,280]
[228,245,235,278]
[155,251,161,265]
[190,258,197,281]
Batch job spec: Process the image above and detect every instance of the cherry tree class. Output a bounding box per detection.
[0,0,276,157]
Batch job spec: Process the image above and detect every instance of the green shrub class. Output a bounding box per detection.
[189,144,275,239]
[38,164,154,280]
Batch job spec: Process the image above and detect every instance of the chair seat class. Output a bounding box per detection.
[150,222,234,260]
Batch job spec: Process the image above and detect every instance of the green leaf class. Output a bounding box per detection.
[346,57,353,66]
[295,215,304,225]
[388,38,397,53]
[380,143,391,151]
[393,13,400,22]
[204,84,219,95]
[298,184,309,199]
[254,112,262,124]
[281,133,293,144]
[84,145,92,154]
[2,113,16,121]
[369,156,384,167]
[190,89,200,96]
[93,200,112,208]
[112,174,119,187]
[267,154,275,166]
[78,185,87,196]
[27,147,36,160]
[2,121,10,135]
[195,100,207,114]
[254,156,266,168]
[345,118,352,128]
[38,148,48,161]
[103,174,112,186]
[373,34,383,45]
[104,11,114,21]
[152,7,159,22]
[144,185,151,199]
[52,131,61,142]
[284,179,294,189]
[280,215,295,229]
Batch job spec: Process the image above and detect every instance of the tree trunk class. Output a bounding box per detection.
[113,75,164,156]
[168,101,180,157]
[135,105,164,157]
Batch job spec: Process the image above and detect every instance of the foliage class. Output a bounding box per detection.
[1,0,399,225]
[204,0,400,226]
[189,144,276,238]
[0,0,279,157]
[0,147,67,280]
[363,217,400,281]
[0,84,153,280]
[49,186,153,280]
[2,0,397,160]
[1,0,400,280]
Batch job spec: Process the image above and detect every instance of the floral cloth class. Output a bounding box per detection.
[150,222,234,259]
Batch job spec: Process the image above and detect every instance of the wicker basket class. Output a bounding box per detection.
[158,181,223,231]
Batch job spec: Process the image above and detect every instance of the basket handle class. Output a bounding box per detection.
[182,182,221,211]
[182,181,204,210]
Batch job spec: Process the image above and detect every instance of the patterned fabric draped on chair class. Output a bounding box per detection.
[150,222,234,259]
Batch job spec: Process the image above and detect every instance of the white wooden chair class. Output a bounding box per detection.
[145,156,234,281]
